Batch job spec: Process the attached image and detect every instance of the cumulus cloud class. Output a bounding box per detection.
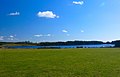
[34,34,43,37]
[0,35,18,41]
[10,35,14,38]
[46,34,51,37]
[0,36,4,40]
[81,30,84,33]
[37,11,59,18]
[62,30,68,33]
[8,38,14,40]
[8,12,20,16]
[100,2,105,7]
[67,34,70,36]
[8,35,16,40]
[73,1,84,5]
[34,34,51,37]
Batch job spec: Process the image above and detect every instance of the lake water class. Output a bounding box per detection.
[7,44,115,49]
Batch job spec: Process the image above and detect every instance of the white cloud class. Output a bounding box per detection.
[10,35,14,38]
[46,34,51,37]
[8,12,20,16]
[0,35,18,41]
[67,34,70,36]
[73,1,84,5]
[8,38,14,40]
[8,35,16,40]
[100,2,105,7]
[34,34,43,37]
[34,34,51,37]
[81,30,84,33]
[62,30,68,33]
[0,36,4,40]
[37,11,59,18]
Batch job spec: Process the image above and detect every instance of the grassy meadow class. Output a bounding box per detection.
[0,48,120,77]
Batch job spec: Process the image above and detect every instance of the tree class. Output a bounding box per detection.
[114,40,120,47]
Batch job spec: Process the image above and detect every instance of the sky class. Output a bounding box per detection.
[0,0,120,42]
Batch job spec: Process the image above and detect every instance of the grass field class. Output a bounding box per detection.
[0,48,120,77]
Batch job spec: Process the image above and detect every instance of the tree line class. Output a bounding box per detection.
[0,40,120,47]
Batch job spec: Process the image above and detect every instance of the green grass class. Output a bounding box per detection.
[0,48,120,77]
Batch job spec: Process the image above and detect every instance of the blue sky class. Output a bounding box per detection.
[0,0,120,42]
